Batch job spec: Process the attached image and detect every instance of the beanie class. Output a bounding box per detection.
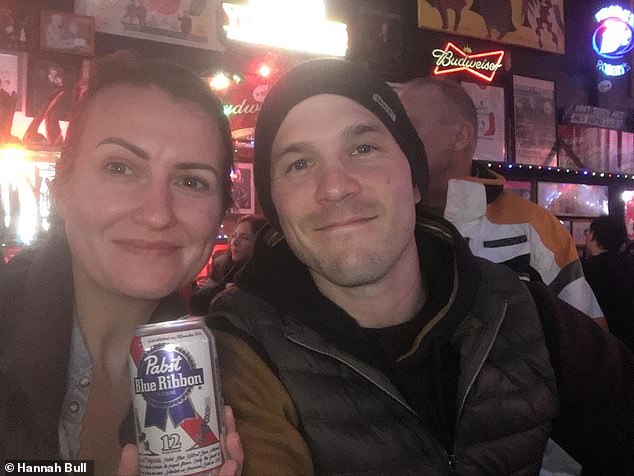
[254,57,429,230]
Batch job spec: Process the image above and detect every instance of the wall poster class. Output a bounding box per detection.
[75,0,224,51]
[0,50,27,112]
[504,180,532,201]
[231,162,255,215]
[557,125,634,174]
[461,81,506,162]
[26,57,81,120]
[513,75,557,166]
[571,220,591,246]
[417,0,565,54]
[40,10,96,57]
[348,7,404,81]
[537,182,609,218]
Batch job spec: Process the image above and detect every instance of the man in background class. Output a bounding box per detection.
[584,214,634,349]
[398,77,607,329]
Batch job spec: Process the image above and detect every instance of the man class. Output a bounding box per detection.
[208,58,633,474]
[397,77,607,329]
[584,215,634,349]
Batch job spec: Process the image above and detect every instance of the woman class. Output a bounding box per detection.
[191,215,267,315]
[0,54,242,474]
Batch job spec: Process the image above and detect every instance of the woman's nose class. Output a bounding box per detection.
[131,181,177,230]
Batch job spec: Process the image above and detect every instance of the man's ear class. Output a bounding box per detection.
[453,122,475,152]
[413,185,422,205]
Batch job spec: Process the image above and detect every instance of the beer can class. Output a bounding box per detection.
[129,316,225,475]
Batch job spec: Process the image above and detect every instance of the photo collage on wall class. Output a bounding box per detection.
[0,2,94,146]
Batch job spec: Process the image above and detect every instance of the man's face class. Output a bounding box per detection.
[584,228,600,257]
[270,94,420,289]
[55,85,225,300]
[399,85,471,211]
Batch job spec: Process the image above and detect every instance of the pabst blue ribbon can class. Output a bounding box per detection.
[129,316,225,475]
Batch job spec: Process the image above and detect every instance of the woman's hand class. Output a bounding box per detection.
[117,405,243,476]
[117,444,138,476]
[215,405,243,476]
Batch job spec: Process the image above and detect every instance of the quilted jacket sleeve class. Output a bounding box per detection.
[213,330,314,476]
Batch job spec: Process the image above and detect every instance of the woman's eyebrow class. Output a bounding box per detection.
[96,139,219,175]
[97,137,149,160]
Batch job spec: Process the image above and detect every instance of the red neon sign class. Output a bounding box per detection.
[432,42,504,82]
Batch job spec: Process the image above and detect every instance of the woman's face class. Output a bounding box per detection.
[230,221,255,264]
[55,85,225,300]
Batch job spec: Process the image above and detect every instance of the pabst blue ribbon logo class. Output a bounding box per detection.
[134,345,204,431]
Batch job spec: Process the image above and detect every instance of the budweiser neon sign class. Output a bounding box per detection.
[432,43,504,82]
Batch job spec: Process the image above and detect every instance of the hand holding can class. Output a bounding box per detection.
[128,317,228,476]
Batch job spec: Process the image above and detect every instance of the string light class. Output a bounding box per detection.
[258,64,272,78]
[482,161,634,181]
[209,72,231,90]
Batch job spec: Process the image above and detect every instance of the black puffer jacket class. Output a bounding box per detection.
[210,216,559,475]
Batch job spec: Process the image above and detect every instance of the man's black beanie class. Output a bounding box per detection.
[254,57,429,230]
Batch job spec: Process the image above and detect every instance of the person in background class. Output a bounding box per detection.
[583,215,634,350]
[398,77,608,330]
[0,54,242,475]
[207,58,634,475]
[190,214,267,315]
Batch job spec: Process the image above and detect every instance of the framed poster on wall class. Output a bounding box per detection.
[26,57,80,120]
[571,220,591,246]
[40,10,95,57]
[505,180,533,201]
[231,162,255,215]
[348,7,404,81]
[0,50,27,112]
[559,219,572,235]
[75,0,224,51]
[513,75,557,167]
[537,182,609,217]
[461,81,506,162]
[417,0,565,54]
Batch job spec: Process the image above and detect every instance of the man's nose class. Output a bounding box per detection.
[314,162,362,203]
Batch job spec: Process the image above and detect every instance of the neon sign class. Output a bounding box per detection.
[592,5,633,77]
[222,0,348,57]
[597,59,631,77]
[431,43,504,82]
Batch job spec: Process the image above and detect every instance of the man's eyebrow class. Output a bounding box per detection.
[97,137,149,160]
[274,123,385,162]
[174,162,219,175]
[341,123,384,141]
[273,142,316,162]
